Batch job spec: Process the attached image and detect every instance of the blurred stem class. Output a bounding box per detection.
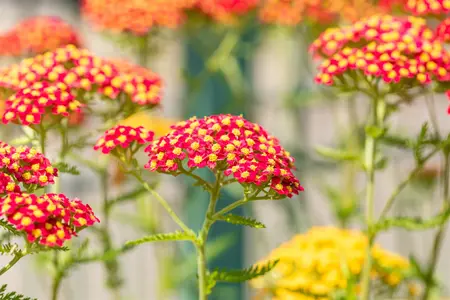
[0,251,24,276]
[138,34,149,67]
[422,150,450,300]
[196,172,222,300]
[99,167,122,300]
[360,93,383,300]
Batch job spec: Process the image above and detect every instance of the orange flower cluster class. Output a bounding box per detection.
[0,45,162,124]
[0,16,80,57]
[0,141,57,188]
[311,15,450,86]
[145,114,303,197]
[196,0,259,23]
[2,82,83,126]
[82,0,196,34]
[406,0,450,15]
[0,193,99,247]
[94,125,154,154]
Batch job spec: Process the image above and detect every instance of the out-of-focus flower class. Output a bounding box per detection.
[94,125,154,154]
[0,45,163,110]
[82,0,196,35]
[145,114,303,197]
[0,192,99,247]
[436,18,450,42]
[67,110,85,127]
[251,227,413,299]
[118,112,177,137]
[195,0,259,23]
[0,141,58,187]
[12,16,81,56]
[0,31,22,57]
[2,81,83,126]
[406,0,450,15]
[311,15,450,86]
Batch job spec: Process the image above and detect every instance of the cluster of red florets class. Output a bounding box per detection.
[311,15,450,86]
[0,45,162,124]
[2,81,83,126]
[0,16,80,57]
[145,114,303,197]
[196,0,259,23]
[436,18,450,42]
[0,193,98,247]
[94,125,154,154]
[0,142,57,188]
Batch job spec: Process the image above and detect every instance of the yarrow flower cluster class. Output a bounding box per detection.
[196,0,259,23]
[82,0,196,34]
[145,114,303,197]
[406,0,450,15]
[0,193,99,247]
[0,45,162,124]
[0,16,81,55]
[0,141,57,188]
[251,227,415,299]
[436,18,450,42]
[311,15,450,86]
[94,125,154,154]
[2,81,83,126]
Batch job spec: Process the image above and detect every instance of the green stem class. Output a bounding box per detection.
[422,151,450,300]
[51,271,64,300]
[100,167,122,300]
[196,172,222,300]
[360,95,381,300]
[138,34,149,67]
[0,251,23,276]
[132,172,194,236]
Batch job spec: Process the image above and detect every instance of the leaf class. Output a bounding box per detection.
[216,214,266,229]
[0,243,20,255]
[208,259,279,284]
[108,186,148,207]
[125,231,194,248]
[0,219,20,236]
[380,134,412,149]
[374,207,450,233]
[315,146,359,162]
[53,162,80,175]
[0,284,36,300]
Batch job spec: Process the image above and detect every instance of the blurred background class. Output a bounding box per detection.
[1,0,450,299]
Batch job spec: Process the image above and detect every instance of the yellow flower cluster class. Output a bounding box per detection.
[251,227,415,299]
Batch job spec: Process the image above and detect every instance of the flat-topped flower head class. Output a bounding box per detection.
[406,0,450,15]
[311,15,450,86]
[0,141,57,187]
[2,81,83,126]
[82,0,196,34]
[436,18,450,42]
[0,45,163,109]
[251,227,413,299]
[145,114,303,198]
[8,16,81,56]
[94,125,154,154]
[0,193,99,247]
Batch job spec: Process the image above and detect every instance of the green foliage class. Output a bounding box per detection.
[125,231,194,248]
[108,186,148,208]
[0,220,20,236]
[206,259,279,295]
[0,243,20,256]
[315,146,360,162]
[216,214,266,229]
[374,207,450,233]
[0,285,36,300]
[365,125,386,139]
[53,162,80,175]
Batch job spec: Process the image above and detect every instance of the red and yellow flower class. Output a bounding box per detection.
[145,114,303,197]
[94,125,154,154]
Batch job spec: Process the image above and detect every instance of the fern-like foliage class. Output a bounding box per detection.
[125,231,194,248]
[53,162,80,175]
[374,207,450,233]
[0,220,20,236]
[205,259,279,294]
[216,214,266,228]
[0,284,36,300]
[0,243,21,256]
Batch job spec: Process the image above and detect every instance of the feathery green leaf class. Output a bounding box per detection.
[216,214,265,228]
[53,162,80,175]
[315,146,359,162]
[208,259,279,284]
[0,284,36,300]
[0,220,20,236]
[125,231,194,248]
